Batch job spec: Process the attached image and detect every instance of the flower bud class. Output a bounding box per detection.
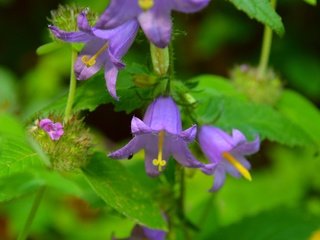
[150,43,169,77]
[230,64,282,106]
[49,5,98,33]
[30,115,92,172]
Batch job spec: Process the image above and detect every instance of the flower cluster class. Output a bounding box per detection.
[49,0,210,100]
[47,0,261,191]
[109,96,260,191]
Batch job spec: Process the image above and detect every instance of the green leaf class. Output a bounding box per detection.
[0,68,18,113]
[36,42,63,55]
[304,0,316,5]
[207,208,320,240]
[228,0,285,36]
[191,75,313,146]
[82,152,167,230]
[40,69,152,116]
[276,90,320,147]
[0,114,46,178]
[218,97,314,146]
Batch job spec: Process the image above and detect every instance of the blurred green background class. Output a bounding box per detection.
[1,0,320,239]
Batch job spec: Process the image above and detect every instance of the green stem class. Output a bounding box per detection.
[258,0,277,79]
[64,49,78,123]
[17,186,46,240]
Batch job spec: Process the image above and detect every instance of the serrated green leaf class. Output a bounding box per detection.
[217,98,314,146]
[276,90,320,146]
[82,152,167,230]
[207,208,320,240]
[228,0,285,36]
[0,114,46,178]
[304,0,316,5]
[40,69,152,116]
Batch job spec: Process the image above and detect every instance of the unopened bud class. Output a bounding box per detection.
[231,64,282,106]
[150,43,169,77]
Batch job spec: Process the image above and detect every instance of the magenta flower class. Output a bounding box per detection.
[39,118,64,141]
[109,96,203,176]
[49,10,139,100]
[95,0,210,48]
[198,126,260,191]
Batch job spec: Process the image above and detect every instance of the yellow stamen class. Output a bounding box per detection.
[152,131,166,172]
[222,152,252,181]
[81,43,109,67]
[138,0,154,11]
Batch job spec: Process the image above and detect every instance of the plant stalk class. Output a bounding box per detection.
[258,0,277,79]
[17,186,46,240]
[64,49,78,122]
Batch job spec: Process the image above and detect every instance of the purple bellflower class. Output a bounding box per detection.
[109,96,203,176]
[95,0,210,48]
[49,10,139,100]
[39,118,64,141]
[198,126,260,191]
[129,225,166,240]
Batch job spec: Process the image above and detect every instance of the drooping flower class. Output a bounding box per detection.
[49,10,139,100]
[109,96,203,176]
[95,0,210,48]
[198,126,260,191]
[39,118,64,141]
[130,225,166,240]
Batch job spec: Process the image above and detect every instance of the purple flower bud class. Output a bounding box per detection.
[198,126,260,191]
[39,118,64,141]
[109,96,203,176]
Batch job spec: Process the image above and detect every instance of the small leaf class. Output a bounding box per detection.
[82,152,167,230]
[36,42,63,55]
[228,0,285,36]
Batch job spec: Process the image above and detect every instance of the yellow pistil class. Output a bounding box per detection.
[81,43,109,67]
[152,131,166,172]
[222,152,252,181]
[138,0,154,11]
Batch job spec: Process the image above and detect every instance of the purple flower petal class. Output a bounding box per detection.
[211,165,226,192]
[74,38,108,80]
[143,97,182,134]
[179,125,197,142]
[131,117,153,135]
[48,25,92,42]
[95,0,141,29]
[232,136,260,156]
[173,0,210,13]
[38,118,64,141]
[104,61,120,100]
[108,20,139,58]
[143,227,166,240]
[108,136,144,159]
[137,5,172,48]
[171,140,203,168]
[77,10,93,34]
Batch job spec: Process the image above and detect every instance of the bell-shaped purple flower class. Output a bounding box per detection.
[49,10,139,100]
[198,126,260,191]
[95,0,210,48]
[39,118,64,141]
[109,96,203,176]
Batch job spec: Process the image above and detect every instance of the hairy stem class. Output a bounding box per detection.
[258,0,277,79]
[17,186,46,240]
[64,50,78,122]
